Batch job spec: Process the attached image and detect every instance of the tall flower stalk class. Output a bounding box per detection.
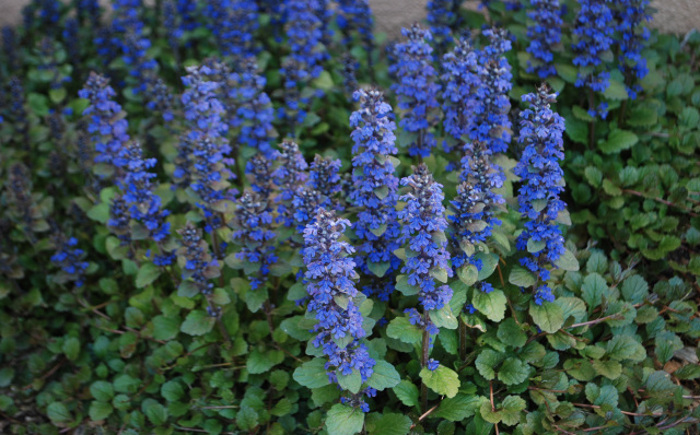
[398,163,452,411]
[572,0,614,119]
[390,24,441,158]
[349,89,401,301]
[613,0,651,100]
[302,208,376,412]
[514,84,567,305]
[526,0,563,79]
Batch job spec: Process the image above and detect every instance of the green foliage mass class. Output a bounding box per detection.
[0,1,698,434]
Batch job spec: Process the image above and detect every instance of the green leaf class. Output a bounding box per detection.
[581,273,607,309]
[555,249,579,271]
[457,264,479,286]
[367,261,391,278]
[136,263,161,288]
[90,381,114,402]
[87,203,110,223]
[599,130,638,154]
[527,238,546,253]
[498,358,530,385]
[89,401,113,421]
[500,396,527,426]
[387,317,423,344]
[49,87,67,104]
[113,374,140,394]
[293,358,331,389]
[497,318,527,348]
[621,275,648,304]
[430,305,458,330]
[180,310,216,336]
[419,365,460,398]
[393,380,419,407]
[366,413,412,435]
[433,393,479,421]
[556,63,577,83]
[509,266,536,287]
[161,380,184,402]
[47,402,72,423]
[247,349,280,374]
[476,349,503,380]
[395,275,419,296]
[62,337,80,361]
[312,70,334,91]
[326,404,365,435]
[338,370,363,394]
[236,406,259,431]
[606,335,645,362]
[152,316,180,341]
[476,253,499,280]
[473,289,507,322]
[592,360,622,380]
[367,360,401,391]
[603,80,628,100]
[529,302,564,333]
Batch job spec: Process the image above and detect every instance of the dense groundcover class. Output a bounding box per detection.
[0,0,699,433]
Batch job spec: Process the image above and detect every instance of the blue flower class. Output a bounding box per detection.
[177,223,220,298]
[613,0,651,99]
[514,84,567,305]
[280,0,327,132]
[205,0,258,61]
[79,72,130,179]
[337,0,374,55]
[178,64,236,230]
[2,27,20,71]
[526,0,563,79]
[450,140,505,269]
[441,36,480,157]
[471,27,512,156]
[51,235,89,288]
[389,24,441,158]
[427,358,440,371]
[245,153,274,199]
[121,142,173,261]
[107,194,132,244]
[231,191,277,290]
[349,89,401,301]
[303,208,376,411]
[272,139,308,228]
[572,0,614,117]
[426,0,462,51]
[309,155,343,210]
[398,164,453,312]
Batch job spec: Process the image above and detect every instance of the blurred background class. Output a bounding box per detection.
[0,0,698,36]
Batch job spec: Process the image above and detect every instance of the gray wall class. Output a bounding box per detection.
[0,0,698,36]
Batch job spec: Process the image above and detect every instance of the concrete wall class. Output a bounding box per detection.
[0,0,698,36]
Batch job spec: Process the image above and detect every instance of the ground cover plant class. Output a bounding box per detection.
[0,0,699,433]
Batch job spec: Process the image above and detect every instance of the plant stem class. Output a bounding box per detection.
[420,311,430,413]
[459,317,467,361]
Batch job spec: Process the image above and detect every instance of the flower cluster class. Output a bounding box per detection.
[572,0,614,117]
[178,64,234,230]
[2,27,20,72]
[225,59,276,160]
[36,37,72,91]
[390,24,441,158]
[398,163,453,312]
[245,153,274,199]
[426,0,462,51]
[177,223,221,316]
[336,0,374,55]
[112,0,158,96]
[526,0,563,79]
[62,18,80,71]
[471,27,512,156]
[107,194,131,244]
[281,0,327,131]
[51,234,89,288]
[9,77,29,143]
[349,89,401,301]
[514,84,567,305]
[614,0,651,99]
[441,36,480,155]
[272,139,308,228]
[205,0,258,61]
[302,208,376,411]
[309,155,343,209]
[78,72,130,179]
[121,142,173,264]
[231,191,277,290]
[450,140,505,270]
[4,163,45,243]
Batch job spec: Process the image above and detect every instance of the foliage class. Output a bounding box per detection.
[0,0,698,434]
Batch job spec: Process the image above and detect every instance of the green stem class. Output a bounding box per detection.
[420,311,430,413]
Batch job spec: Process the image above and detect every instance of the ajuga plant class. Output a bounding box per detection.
[514,84,568,305]
[612,0,651,99]
[390,23,441,158]
[526,0,563,79]
[1,1,699,434]
[572,0,614,118]
[426,0,463,52]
